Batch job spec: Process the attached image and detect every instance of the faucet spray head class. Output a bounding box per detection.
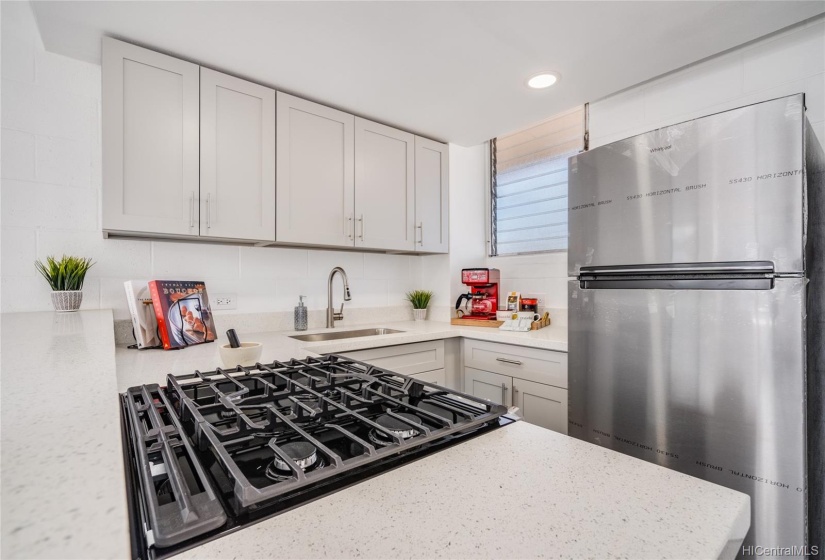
[344,284,352,301]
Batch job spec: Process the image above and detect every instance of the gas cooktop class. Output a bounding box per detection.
[121,355,511,559]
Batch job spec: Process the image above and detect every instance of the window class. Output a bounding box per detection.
[490,105,586,256]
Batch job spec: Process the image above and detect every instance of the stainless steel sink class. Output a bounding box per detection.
[289,328,405,342]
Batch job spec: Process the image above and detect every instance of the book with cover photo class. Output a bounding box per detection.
[148,280,217,350]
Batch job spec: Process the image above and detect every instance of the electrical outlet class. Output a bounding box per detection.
[214,293,237,310]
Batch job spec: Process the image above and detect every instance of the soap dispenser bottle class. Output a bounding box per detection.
[294,295,308,331]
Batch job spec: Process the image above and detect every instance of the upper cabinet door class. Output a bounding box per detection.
[200,68,275,242]
[276,93,355,247]
[354,118,415,251]
[102,37,200,236]
[414,137,449,253]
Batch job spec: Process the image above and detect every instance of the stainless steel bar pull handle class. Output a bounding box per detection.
[417,222,423,245]
[496,357,522,366]
[189,192,195,228]
[347,214,353,240]
[206,193,212,229]
[358,215,364,241]
[501,383,508,405]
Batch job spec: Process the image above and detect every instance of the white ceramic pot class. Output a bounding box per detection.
[219,342,263,368]
[51,290,83,312]
[413,308,428,321]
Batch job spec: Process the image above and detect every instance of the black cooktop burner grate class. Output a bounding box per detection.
[122,354,509,558]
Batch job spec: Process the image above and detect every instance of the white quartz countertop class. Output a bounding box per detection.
[179,421,750,560]
[2,310,750,560]
[0,310,130,559]
[115,318,569,390]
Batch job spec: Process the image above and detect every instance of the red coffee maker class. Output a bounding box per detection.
[455,268,500,320]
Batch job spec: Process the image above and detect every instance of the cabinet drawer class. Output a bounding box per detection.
[463,339,567,389]
[338,341,444,375]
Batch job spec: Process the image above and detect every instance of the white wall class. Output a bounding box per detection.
[590,16,825,148]
[485,16,825,311]
[0,2,420,321]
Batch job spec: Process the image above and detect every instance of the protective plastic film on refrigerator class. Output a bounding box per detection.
[567,94,824,556]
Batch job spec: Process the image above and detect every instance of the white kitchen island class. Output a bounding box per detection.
[0,310,750,559]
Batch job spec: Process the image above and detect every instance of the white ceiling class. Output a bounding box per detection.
[31,1,825,146]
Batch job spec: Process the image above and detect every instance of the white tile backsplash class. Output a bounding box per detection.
[364,253,412,280]
[151,242,241,280]
[36,230,151,277]
[35,135,91,188]
[1,276,54,312]
[274,277,329,311]
[239,246,308,279]
[1,129,36,181]
[1,227,37,277]
[1,180,99,230]
[307,249,366,279]
[1,79,91,141]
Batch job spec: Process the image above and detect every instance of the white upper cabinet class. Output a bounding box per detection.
[354,118,415,251]
[102,39,448,252]
[276,92,355,247]
[414,137,449,253]
[200,68,275,241]
[102,37,200,237]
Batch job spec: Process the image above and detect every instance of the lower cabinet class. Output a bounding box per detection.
[464,367,511,406]
[463,339,568,435]
[464,366,568,434]
[409,368,446,386]
[513,378,568,435]
[336,340,449,388]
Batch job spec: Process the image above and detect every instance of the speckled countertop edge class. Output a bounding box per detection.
[1,310,130,559]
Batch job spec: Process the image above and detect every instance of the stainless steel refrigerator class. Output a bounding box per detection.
[567,94,823,556]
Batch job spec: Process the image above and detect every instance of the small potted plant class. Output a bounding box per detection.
[405,290,433,321]
[35,255,95,312]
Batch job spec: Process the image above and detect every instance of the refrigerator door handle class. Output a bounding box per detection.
[579,261,775,276]
[579,277,774,290]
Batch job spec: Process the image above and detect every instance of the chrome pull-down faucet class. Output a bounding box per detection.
[326,267,351,328]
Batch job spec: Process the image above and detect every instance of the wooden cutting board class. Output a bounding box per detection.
[450,318,504,328]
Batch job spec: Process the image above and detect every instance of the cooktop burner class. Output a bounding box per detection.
[369,412,423,445]
[121,355,511,560]
[266,441,325,480]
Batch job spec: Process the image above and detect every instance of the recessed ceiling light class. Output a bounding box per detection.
[527,72,559,89]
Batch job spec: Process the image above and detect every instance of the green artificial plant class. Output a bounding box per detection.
[34,255,95,291]
[405,289,433,310]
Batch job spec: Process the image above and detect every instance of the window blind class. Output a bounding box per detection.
[491,105,585,255]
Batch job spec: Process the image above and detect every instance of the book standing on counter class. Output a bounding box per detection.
[123,280,161,349]
[148,280,217,350]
